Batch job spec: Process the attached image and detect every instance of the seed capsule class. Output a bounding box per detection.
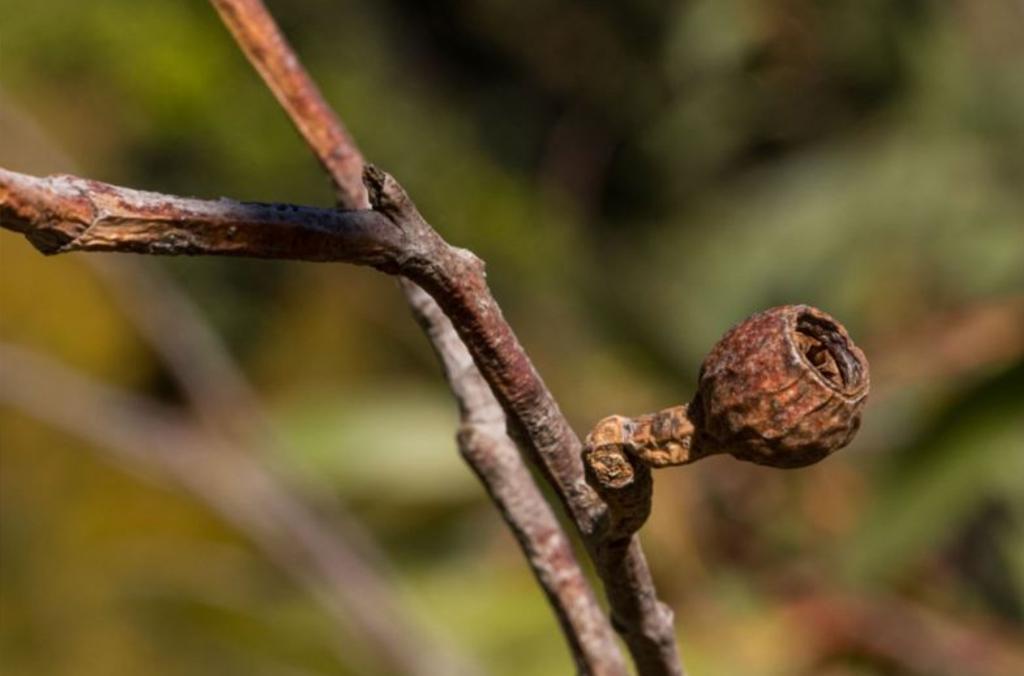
[584,305,870,474]
[692,304,869,467]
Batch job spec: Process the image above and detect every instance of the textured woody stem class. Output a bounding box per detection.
[364,169,684,676]
[207,2,682,673]
[0,160,682,673]
[375,161,684,675]
[210,0,365,206]
[405,281,627,675]
[1,0,685,670]
[0,168,402,264]
[209,1,640,672]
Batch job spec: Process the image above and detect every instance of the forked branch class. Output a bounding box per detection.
[211,3,640,669]
[0,160,674,674]
[1,0,686,671]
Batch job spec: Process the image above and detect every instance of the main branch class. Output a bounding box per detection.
[0,168,400,264]
[405,281,627,674]
[1,154,681,674]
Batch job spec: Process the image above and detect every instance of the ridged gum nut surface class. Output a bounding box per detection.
[694,305,869,468]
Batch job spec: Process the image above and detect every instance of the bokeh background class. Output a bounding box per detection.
[2,1,1023,674]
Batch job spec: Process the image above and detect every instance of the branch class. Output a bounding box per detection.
[2,96,477,676]
[3,0,686,670]
[208,0,681,664]
[209,1,649,672]
[0,344,479,676]
[404,280,627,674]
[0,153,679,676]
[0,167,399,264]
[367,170,684,675]
[210,0,365,206]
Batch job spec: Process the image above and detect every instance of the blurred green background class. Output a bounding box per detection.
[2,1,1023,674]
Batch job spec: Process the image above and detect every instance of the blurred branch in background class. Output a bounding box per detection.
[870,295,1024,394]
[82,253,407,608]
[0,94,477,676]
[0,344,478,676]
[85,257,263,438]
[785,592,1024,676]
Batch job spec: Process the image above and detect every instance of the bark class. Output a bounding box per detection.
[406,281,627,675]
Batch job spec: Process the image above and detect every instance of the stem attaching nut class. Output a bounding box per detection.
[584,305,870,477]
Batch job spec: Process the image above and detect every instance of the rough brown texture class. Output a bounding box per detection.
[584,305,869,541]
[585,305,868,473]
[583,418,653,539]
[406,281,627,676]
[0,157,681,676]
[694,304,869,468]
[0,168,402,265]
[597,406,705,468]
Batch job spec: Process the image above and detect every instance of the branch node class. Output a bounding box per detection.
[363,163,413,219]
[583,434,652,540]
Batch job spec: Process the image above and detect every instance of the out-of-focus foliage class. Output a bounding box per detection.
[2,1,1023,674]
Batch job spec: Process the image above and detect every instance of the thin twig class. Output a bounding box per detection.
[210,0,365,206]
[0,344,478,676]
